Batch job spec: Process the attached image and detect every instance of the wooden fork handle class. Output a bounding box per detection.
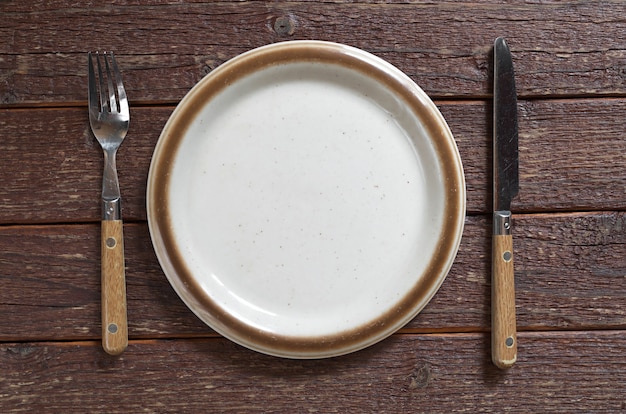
[101,219,128,355]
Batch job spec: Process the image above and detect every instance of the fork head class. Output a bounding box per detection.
[88,51,130,149]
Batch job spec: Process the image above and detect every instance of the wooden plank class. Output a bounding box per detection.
[1,331,625,412]
[515,212,626,331]
[0,223,209,341]
[515,98,626,212]
[2,1,626,105]
[2,98,626,224]
[1,213,624,341]
[0,107,167,223]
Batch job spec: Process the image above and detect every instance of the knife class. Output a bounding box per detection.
[492,37,519,369]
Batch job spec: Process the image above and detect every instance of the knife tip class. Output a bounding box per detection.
[495,37,508,49]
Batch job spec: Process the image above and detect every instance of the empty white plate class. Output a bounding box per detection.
[147,40,465,358]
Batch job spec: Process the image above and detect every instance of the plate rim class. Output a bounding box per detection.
[147,40,466,358]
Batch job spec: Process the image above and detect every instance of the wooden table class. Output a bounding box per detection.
[2,1,625,412]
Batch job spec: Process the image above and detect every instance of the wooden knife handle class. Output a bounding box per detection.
[101,219,128,355]
[491,211,517,369]
[492,232,517,369]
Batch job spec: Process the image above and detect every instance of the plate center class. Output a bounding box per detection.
[168,62,444,336]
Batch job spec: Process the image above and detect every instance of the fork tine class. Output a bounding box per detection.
[103,52,118,113]
[95,52,109,112]
[109,53,128,116]
[87,52,99,117]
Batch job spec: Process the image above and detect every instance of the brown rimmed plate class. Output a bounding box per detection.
[147,40,465,358]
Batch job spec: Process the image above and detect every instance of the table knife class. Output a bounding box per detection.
[492,37,519,369]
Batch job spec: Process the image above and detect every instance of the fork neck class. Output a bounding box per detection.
[102,148,122,221]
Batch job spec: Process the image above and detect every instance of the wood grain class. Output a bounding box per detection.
[1,1,626,105]
[0,213,624,342]
[1,332,625,412]
[0,107,165,223]
[1,98,625,224]
[2,2,626,410]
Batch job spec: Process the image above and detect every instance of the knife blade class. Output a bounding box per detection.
[492,37,519,369]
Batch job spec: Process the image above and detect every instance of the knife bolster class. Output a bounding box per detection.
[493,210,512,235]
[103,198,122,221]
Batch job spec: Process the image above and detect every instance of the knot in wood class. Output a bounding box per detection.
[2,92,17,105]
[408,361,431,389]
[200,64,212,77]
[273,15,296,36]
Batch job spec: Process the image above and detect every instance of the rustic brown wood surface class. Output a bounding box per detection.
[1,1,625,412]
[1,332,625,412]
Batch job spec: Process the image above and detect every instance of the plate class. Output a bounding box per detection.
[147,40,465,358]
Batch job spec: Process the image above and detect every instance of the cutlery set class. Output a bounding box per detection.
[86,39,520,367]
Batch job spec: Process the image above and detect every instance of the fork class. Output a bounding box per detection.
[88,51,129,355]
